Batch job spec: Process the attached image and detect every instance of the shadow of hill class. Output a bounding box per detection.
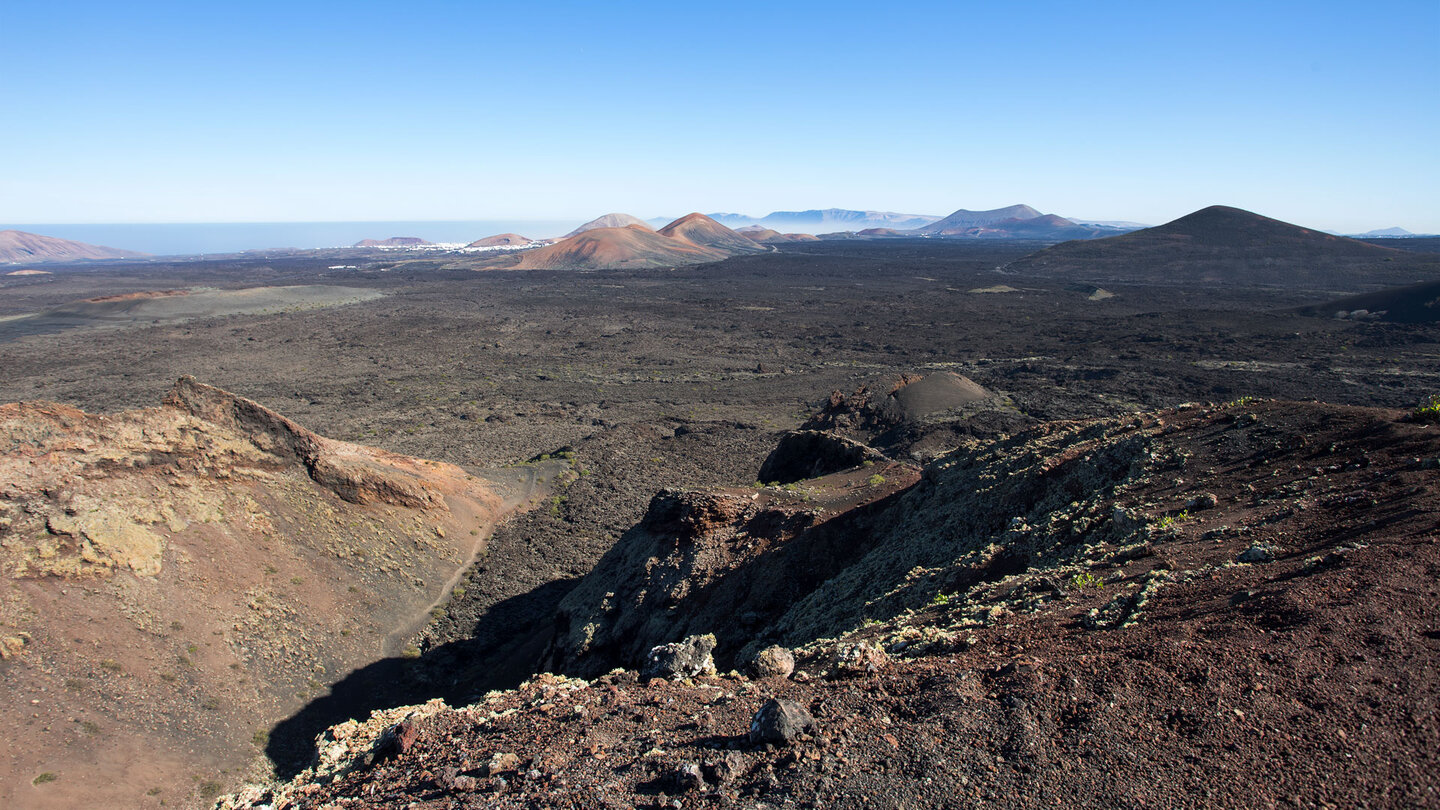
[265,577,579,778]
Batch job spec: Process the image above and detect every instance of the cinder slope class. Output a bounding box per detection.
[1006,205,1438,290]
[0,229,148,262]
[1299,278,1440,323]
[0,378,515,809]
[511,225,728,270]
[658,213,769,254]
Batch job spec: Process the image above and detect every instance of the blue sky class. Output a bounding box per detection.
[2,0,1436,232]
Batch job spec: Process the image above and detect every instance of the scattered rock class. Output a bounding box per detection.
[749,698,818,747]
[1187,492,1219,510]
[485,751,520,776]
[373,716,421,760]
[703,751,745,785]
[748,645,795,679]
[0,633,30,659]
[642,634,718,680]
[826,641,889,677]
[437,765,478,792]
[672,762,705,792]
[1237,543,1281,563]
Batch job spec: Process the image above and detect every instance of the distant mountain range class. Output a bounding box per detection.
[642,205,1142,241]
[646,209,943,233]
[1356,227,1423,237]
[0,229,148,263]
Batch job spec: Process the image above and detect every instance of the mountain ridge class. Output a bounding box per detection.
[0,229,148,263]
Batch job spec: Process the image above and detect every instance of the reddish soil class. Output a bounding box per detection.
[220,400,1440,809]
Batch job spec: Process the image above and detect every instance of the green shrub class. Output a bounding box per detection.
[1415,394,1440,423]
[866,474,886,486]
[1069,572,1104,590]
[33,772,58,785]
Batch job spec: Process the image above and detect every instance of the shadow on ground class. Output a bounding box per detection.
[266,577,580,778]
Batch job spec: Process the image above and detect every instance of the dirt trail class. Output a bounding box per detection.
[383,464,555,656]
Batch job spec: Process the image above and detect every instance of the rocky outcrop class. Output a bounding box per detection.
[757,430,888,485]
[166,375,445,508]
[543,462,921,676]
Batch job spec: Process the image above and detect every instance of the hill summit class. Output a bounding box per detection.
[563,213,653,238]
[1004,205,1435,290]
[658,213,769,254]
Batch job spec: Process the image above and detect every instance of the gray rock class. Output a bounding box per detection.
[703,751,745,784]
[1237,542,1280,563]
[749,697,817,746]
[672,762,705,792]
[1187,492,1219,510]
[642,633,717,680]
[748,645,795,679]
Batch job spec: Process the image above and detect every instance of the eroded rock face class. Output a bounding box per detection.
[166,375,447,509]
[543,465,920,677]
[757,430,888,485]
[0,380,508,810]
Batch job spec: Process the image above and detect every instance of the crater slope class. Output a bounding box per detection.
[0,378,526,809]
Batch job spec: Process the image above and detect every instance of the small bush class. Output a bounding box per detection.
[1156,510,1191,530]
[33,772,58,785]
[1414,394,1440,423]
[401,645,421,659]
[1069,572,1104,590]
[866,474,886,486]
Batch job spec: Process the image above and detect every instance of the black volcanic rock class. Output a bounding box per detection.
[1298,279,1440,323]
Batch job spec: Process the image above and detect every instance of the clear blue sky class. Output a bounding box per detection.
[2,0,1436,232]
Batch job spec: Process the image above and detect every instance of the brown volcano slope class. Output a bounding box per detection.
[658,213,769,254]
[466,234,532,248]
[0,229,148,262]
[221,398,1440,808]
[1005,205,1439,290]
[509,225,729,270]
[0,378,522,810]
[563,213,653,238]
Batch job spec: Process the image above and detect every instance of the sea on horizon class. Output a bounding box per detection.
[0,220,585,257]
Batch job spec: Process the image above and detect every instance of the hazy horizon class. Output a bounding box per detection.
[2,1,1436,233]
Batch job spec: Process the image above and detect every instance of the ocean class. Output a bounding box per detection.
[0,220,586,257]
